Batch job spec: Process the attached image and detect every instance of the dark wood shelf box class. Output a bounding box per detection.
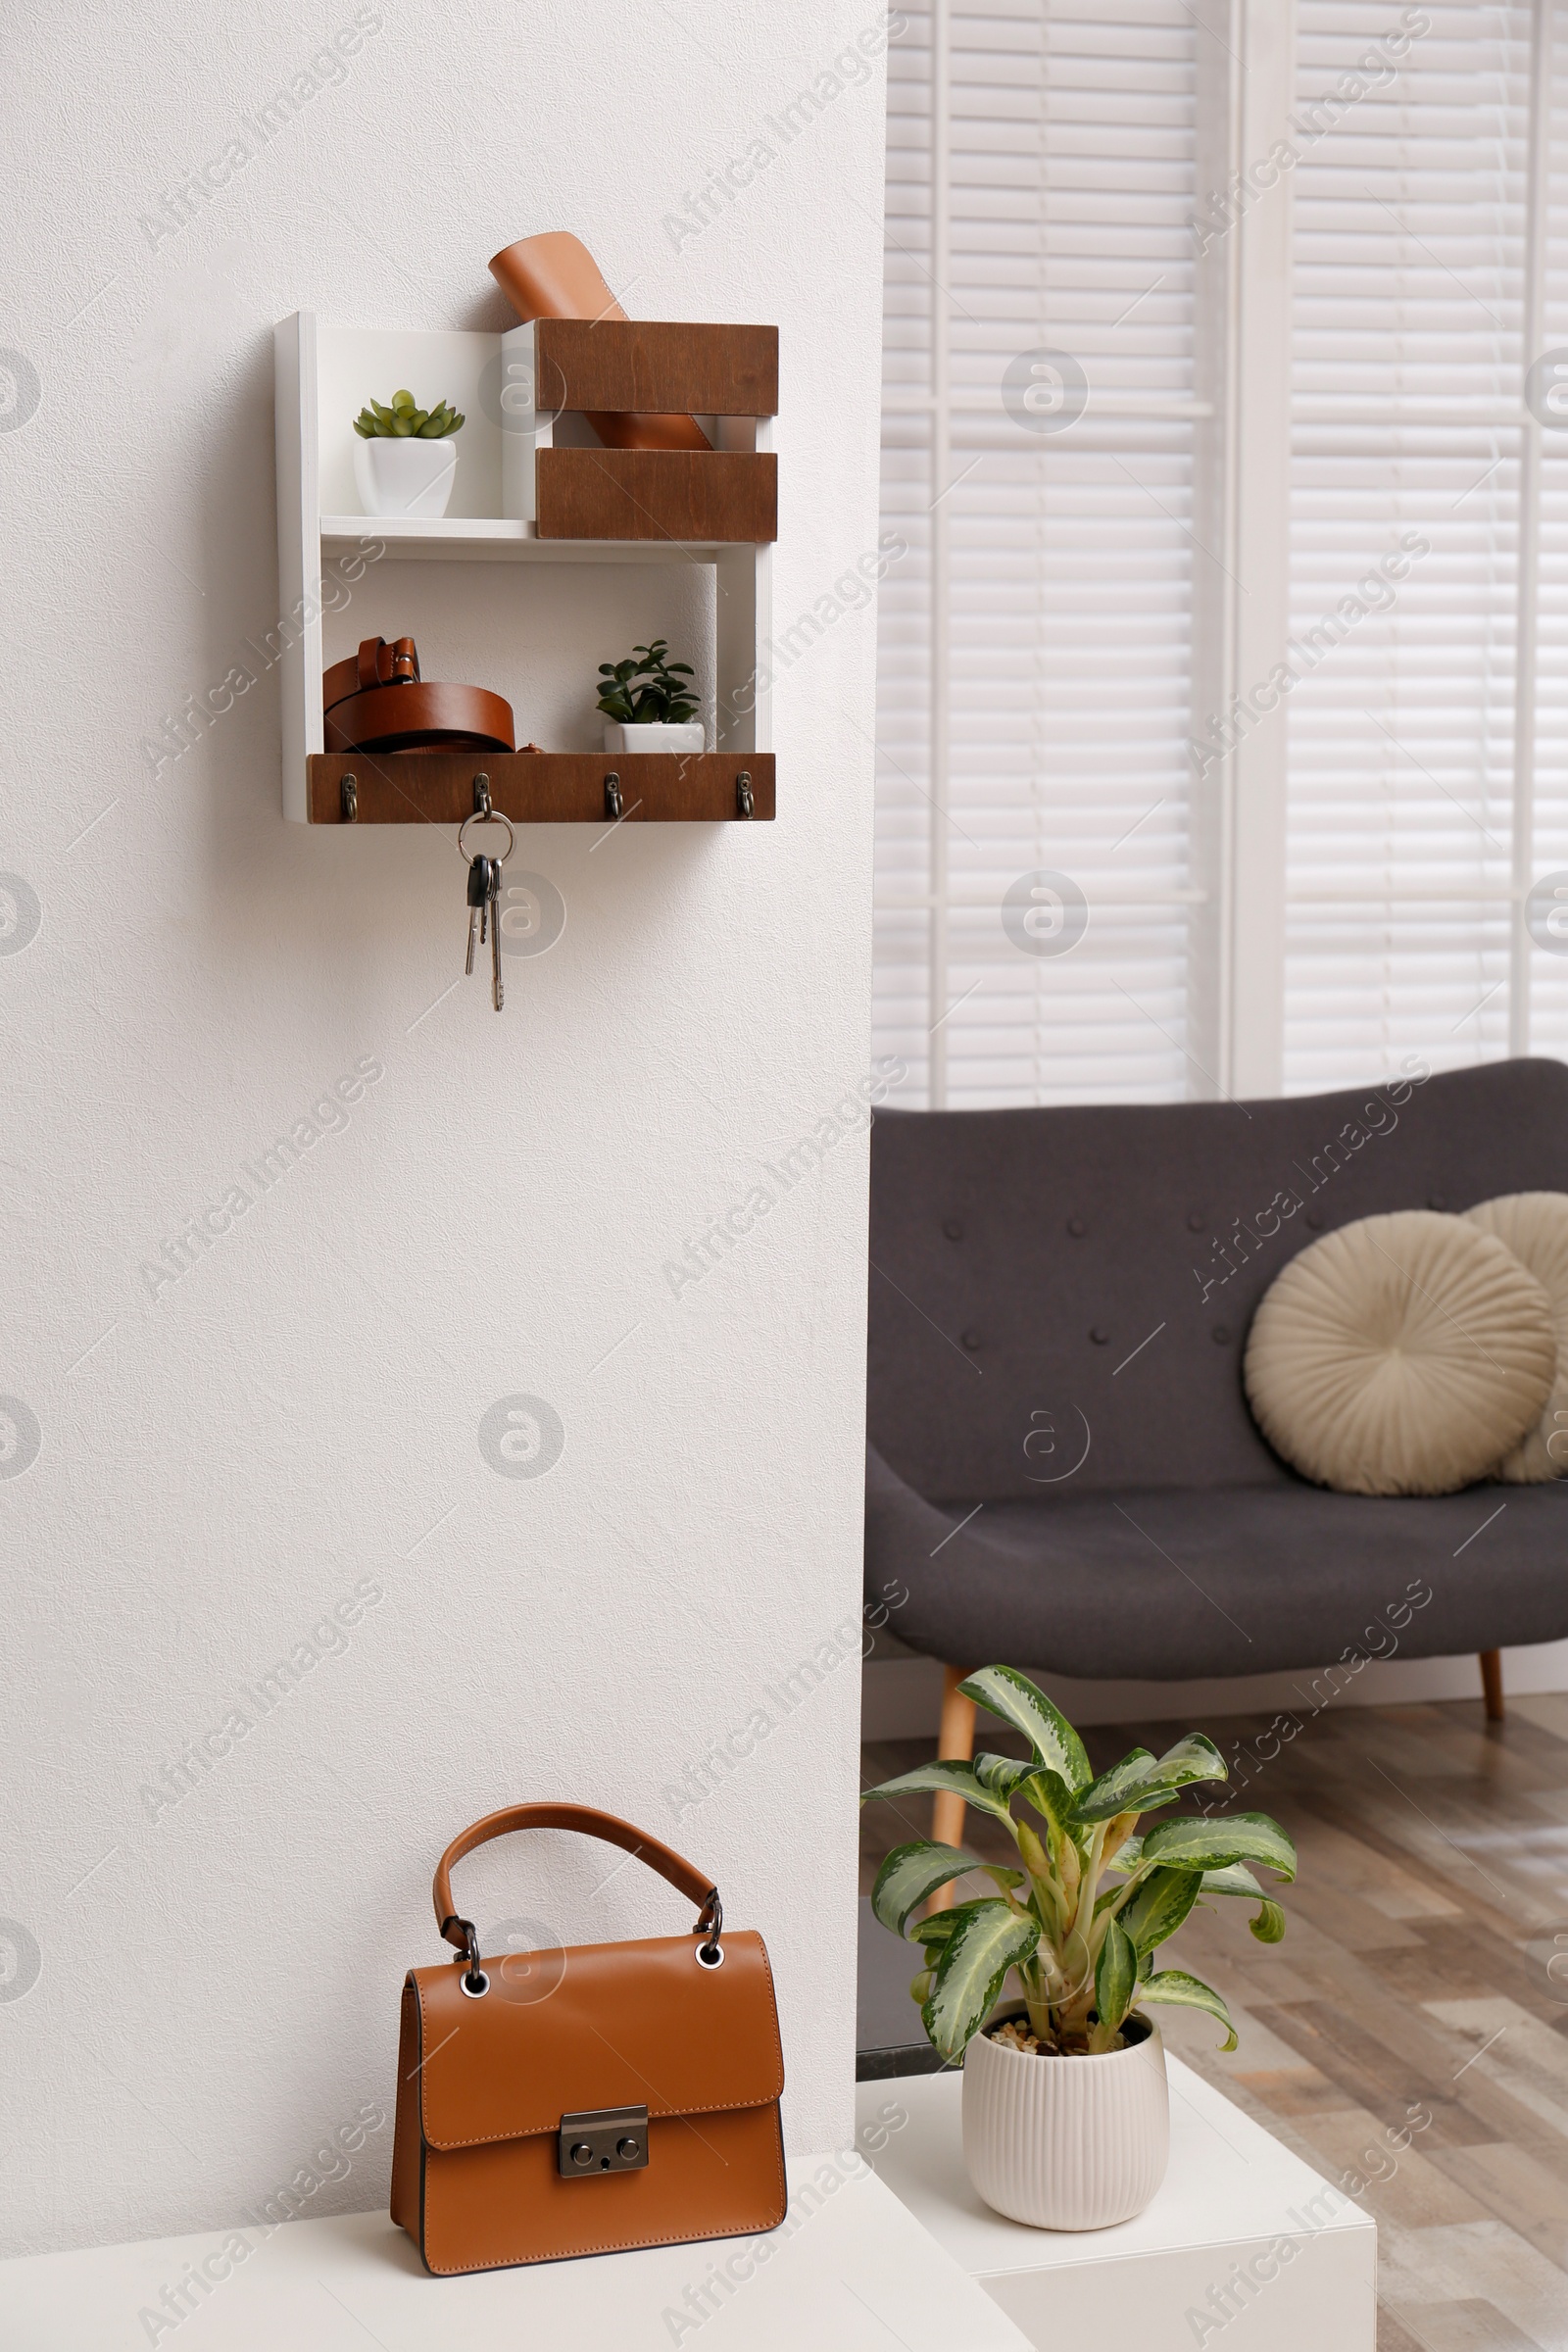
[505,318,778,545]
[307,752,776,826]
[527,320,777,543]
[531,318,778,423]
[534,449,775,543]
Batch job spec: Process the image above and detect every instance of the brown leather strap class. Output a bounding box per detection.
[432,1804,717,1950]
[359,634,418,692]
[324,637,419,711]
[323,680,515,756]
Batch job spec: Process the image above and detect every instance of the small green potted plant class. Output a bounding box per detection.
[596,640,703,756]
[352,389,466,519]
[862,1665,1297,2230]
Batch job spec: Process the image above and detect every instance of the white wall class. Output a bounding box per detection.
[0,0,891,2258]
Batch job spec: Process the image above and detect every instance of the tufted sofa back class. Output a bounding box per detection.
[866,1056,1568,1502]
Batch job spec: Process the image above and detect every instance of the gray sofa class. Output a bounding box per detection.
[865,1057,1568,1719]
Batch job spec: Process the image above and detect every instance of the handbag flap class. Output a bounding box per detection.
[411,1930,784,2151]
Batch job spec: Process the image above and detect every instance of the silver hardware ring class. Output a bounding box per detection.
[458,808,515,865]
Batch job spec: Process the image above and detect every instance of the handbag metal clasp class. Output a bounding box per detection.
[559,2105,650,2179]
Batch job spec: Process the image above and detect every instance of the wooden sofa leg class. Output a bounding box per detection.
[1480,1649,1504,1723]
[932,1664,977,1849]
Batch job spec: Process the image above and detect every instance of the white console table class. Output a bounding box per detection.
[0,2149,1030,2352]
[857,2058,1377,2352]
[1,2058,1373,2352]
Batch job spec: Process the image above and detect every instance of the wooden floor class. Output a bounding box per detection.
[861,1691,1568,2351]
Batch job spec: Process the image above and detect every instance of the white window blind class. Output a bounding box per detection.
[1285,0,1568,1090]
[875,0,1568,1106]
[877,0,1203,1107]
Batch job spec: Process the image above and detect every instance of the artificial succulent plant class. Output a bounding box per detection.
[353,388,465,439]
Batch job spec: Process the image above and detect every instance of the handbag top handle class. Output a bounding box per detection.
[432,1803,723,1982]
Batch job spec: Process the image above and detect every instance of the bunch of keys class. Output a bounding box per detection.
[457,797,515,1013]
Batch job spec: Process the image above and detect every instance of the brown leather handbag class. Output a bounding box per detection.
[390,1803,787,2276]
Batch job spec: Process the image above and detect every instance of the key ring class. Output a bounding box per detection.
[458,808,515,866]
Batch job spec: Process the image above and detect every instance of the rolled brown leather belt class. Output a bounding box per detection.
[323,636,515,755]
[488,230,710,455]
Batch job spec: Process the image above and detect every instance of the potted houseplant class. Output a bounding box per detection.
[596,640,704,755]
[352,389,466,518]
[862,1664,1297,2230]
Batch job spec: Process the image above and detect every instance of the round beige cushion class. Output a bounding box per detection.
[1465,1192,1568,1481]
[1244,1209,1556,1496]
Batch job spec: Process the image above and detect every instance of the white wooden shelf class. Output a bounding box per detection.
[318,514,734,564]
[274,314,773,823]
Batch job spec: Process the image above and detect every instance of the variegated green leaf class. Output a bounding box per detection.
[1200,1861,1264,1899]
[909,1910,960,1949]
[1071,1746,1155,1822]
[1137,1968,1238,2051]
[921,1900,1041,2065]
[1140,1810,1298,1884]
[1250,1899,1287,1945]
[1196,1859,1287,1945]
[1072,1733,1228,1823]
[1078,1784,1186,1827]
[974,1751,1037,1799]
[871,1841,989,1937]
[1119,1865,1203,1957]
[1095,1917,1138,2034]
[1104,1832,1145,1877]
[859,1760,1018,1826]
[1018,1764,1078,1847]
[957,1665,1092,1790]
[1152,1732,1228,1784]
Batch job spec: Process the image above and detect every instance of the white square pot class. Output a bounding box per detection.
[353,434,459,518]
[602,722,706,756]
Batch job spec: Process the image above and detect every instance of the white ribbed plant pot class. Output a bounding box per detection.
[353,433,459,517]
[602,721,705,755]
[962,2010,1170,2230]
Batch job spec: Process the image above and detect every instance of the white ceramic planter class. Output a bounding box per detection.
[962,2009,1169,2230]
[602,721,705,756]
[353,433,459,518]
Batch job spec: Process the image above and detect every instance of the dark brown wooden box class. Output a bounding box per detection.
[534,450,775,544]
[533,319,778,419]
[531,319,777,544]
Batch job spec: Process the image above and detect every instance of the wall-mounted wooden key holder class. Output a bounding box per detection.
[273,312,777,826]
[314,753,775,827]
